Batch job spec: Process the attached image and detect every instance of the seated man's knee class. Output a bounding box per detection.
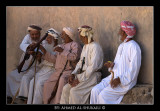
[22,75,30,81]
[98,90,105,100]
[62,84,70,92]
[91,86,100,94]
[37,79,45,88]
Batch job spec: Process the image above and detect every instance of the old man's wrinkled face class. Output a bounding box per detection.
[118,28,126,42]
[60,31,72,43]
[46,35,53,44]
[79,34,88,44]
[29,30,40,42]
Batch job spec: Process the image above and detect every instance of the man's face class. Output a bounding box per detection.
[46,35,53,44]
[29,30,40,42]
[60,31,71,43]
[79,34,88,44]
[118,28,126,42]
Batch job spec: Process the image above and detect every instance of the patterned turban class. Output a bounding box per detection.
[47,28,60,39]
[78,25,93,43]
[27,24,42,32]
[120,21,136,42]
[63,27,74,40]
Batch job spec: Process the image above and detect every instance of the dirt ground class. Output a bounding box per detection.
[7,84,153,105]
[121,84,153,104]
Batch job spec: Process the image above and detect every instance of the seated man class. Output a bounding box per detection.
[90,21,141,104]
[60,25,104,104]
[27,28,60,104]
[39,27,82,104]
[6,24,43,103]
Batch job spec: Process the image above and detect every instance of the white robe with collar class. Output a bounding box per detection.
[60,41,104,104]
[7,34,44,98]
[90,40,141,104]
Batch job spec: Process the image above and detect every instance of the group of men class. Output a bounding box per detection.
[7,20,141,104]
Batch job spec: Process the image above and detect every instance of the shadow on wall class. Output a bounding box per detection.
[97,29,117,79]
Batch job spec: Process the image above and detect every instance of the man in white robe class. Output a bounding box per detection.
[90,21,141,104]
[7,25,43,103]
[27,28,60,104]
[17,25,47,102]
[60,25,103,104]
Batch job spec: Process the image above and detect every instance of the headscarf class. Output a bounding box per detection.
[120,21,136,42]
[27,24,42,32]
[63,27,74,40]
[47,28,60,39]
[78,25,93,43]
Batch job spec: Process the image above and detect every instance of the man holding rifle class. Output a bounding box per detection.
[39,27,82,104]
[7,24,44,103]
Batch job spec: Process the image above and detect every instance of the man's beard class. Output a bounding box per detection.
[61,38,65,43]
[119,35,122,42]
[31,38,39,43]
[45,41,55,53]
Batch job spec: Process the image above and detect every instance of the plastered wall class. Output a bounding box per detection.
[6,6,153,84]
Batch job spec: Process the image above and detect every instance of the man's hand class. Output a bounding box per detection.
[53,46,64,52]
[104,61,115,68]
[68,74,75,85]
[71,79,80,87]
[28,51,35,56]
[110,77,121,88]
[39,45,46,55]
[27,43,36,50]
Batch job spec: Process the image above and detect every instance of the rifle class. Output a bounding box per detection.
[17,33,48,73]
[47,60,68,104]
[76,57,85,74]
[17,28,57,73]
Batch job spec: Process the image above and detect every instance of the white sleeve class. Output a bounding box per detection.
[20,34,31,52]
[71,48,84,74]
[119,45,141,86]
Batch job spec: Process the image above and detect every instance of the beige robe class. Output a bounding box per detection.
[60,42,103,104]
[42,41,82,104]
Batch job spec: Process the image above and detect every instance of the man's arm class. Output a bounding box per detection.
[20,34,31,52]
[61,42,82,61]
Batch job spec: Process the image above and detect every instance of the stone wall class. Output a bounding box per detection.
[6,6,153,84]
[121,84,153,104]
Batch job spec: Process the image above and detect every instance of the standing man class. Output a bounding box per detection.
[40,27,82,104]
[27,28,60,104]
[60,25,104,104]
[90,21,141,104]
[7,24,43,103]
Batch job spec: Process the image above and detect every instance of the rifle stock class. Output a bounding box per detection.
[17,33,48,73]
[47,76,60,104]
[17,58,26,73]
[47,60,69,104]
[79,57,85,73]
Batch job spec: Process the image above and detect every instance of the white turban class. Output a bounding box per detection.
[78,26,93,43]
[63,27,74,40]
[47,28,60,39]
[27,24,42,32]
